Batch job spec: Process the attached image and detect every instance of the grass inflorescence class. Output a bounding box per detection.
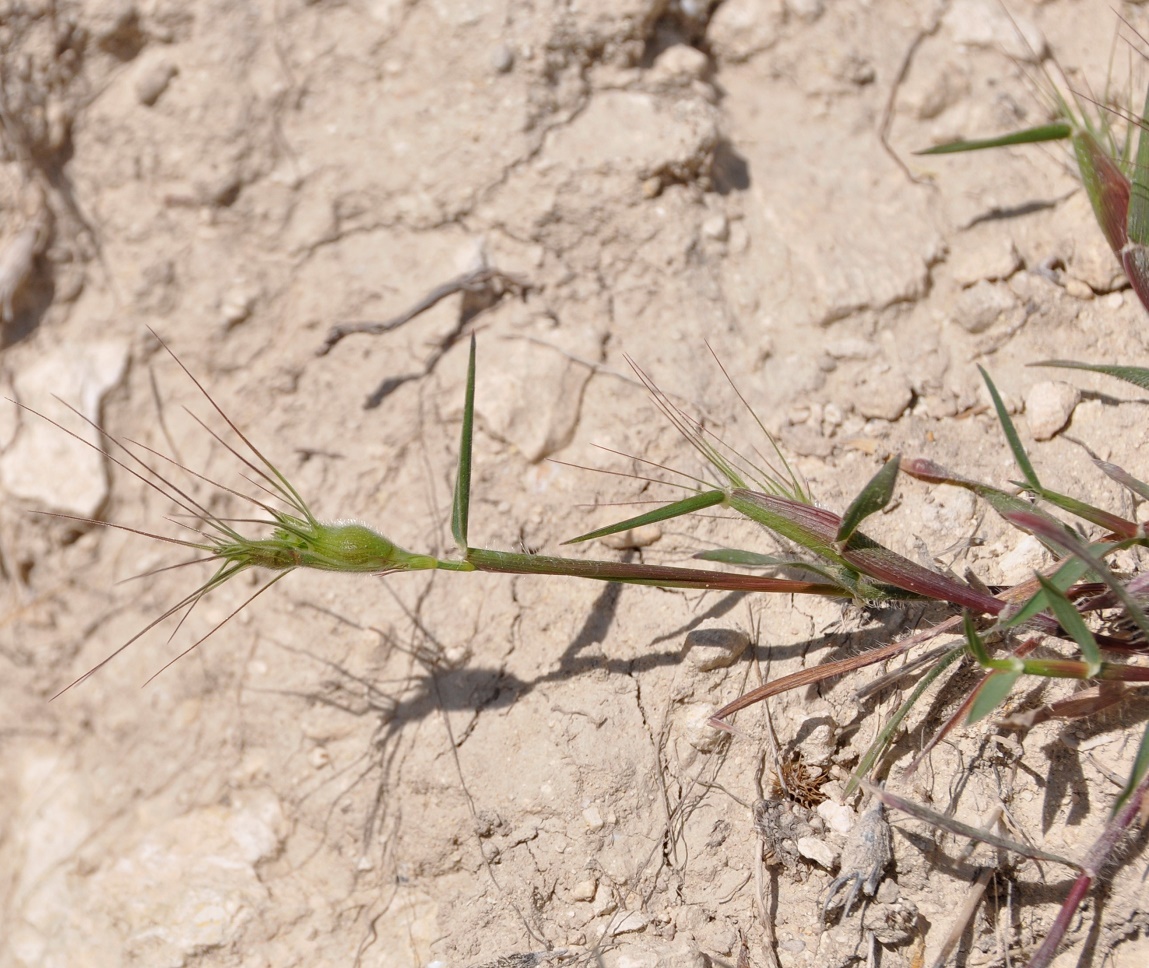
[19,27,1149,968]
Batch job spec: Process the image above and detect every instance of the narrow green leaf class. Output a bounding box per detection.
[999,555,1093,629]
[836,454,900,546]
[963,611,991,665]
[1095,458,1149,502]
[1071,127,1130,253]
[728,488,1001,612]
[863,782,1079,868]
[565,490,727,545]
[916,123,1073,155]
[1027,484,1137,537]
[693,549,800,568]
[980,366,1040,490]
[1113,722,1149,816]
[1126,83,1149,248]
[1089,457,1149,501]
[1036,573,1101,676]
[1033,359,1149,392]
[451,335,477,551]
[968,668,1022,723]
[1004,510,1149,645]
[691,549,839,580]
[845,643,965,796]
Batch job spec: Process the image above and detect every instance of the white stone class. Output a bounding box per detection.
[855,373,914,421]
[817,800,855,834]
[683,626,750,671]
[583,805,605,830]
[1025,381,1080,441]
[600,524,663,550]
[610,910,650,935]
[797,836,839,869]
[952,280,1016,333]
[133,53,178,106]
[701,214,729,241]
[680,702,728,753]
[944,0,1047,62]
[708,0,784,63]
[0,341,129,517]
[650,44,709,84]
[998,534,1052,587]
[571,877,597,901]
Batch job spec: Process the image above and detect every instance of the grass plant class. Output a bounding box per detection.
[22,322,1149,966]
[19,32,1149,968]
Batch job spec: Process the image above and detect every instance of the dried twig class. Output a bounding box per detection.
[316,267,533,408]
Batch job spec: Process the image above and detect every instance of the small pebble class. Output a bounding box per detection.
[999,534,1051,585]
[1063,277,1093,300]
[681,703,727,753]
[650,44,709,84]
[701,214,729,242]
[610,911,649,936]
[134,55,178,106]
[490,44,514,73]
[571,877,597,902]
[220,281,260,327]
[786,0,824,22]
[855,375,913,422]
[600,524,662,550]
[1025,380,1079,441]
[797,836,839,869]
[817,800,855,834]
[683,626,750,671]
[953,280,1016,333]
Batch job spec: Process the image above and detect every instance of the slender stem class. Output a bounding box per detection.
[1026,773,1149,968]
[463,547,847,595]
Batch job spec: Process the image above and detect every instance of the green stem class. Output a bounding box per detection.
[463,547,847,595]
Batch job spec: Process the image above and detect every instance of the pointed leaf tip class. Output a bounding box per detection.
[979,367,1039,490]
[836,454,900,546]
[915,123,1073,156]
[451,335,477,551]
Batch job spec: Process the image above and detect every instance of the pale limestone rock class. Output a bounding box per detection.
[953,280,1016,333]
[708,0,784,62]
[133,53,178,106]
[817,800,856,834]
[999,534,1052,587]
[543,90,718,183]
[680,702,728,753]
[1025,380,1079,441]
[649,44,708,85]
[797,836,839,869]
[1,341,129,517]
[475,329,596,462]
[855,374,914,421]
[600,524,662,550]
[570,877,598,902]
[683,626,750,671]
[944,0,1047,62]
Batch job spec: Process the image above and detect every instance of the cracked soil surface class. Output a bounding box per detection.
[2,1,1149,966]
